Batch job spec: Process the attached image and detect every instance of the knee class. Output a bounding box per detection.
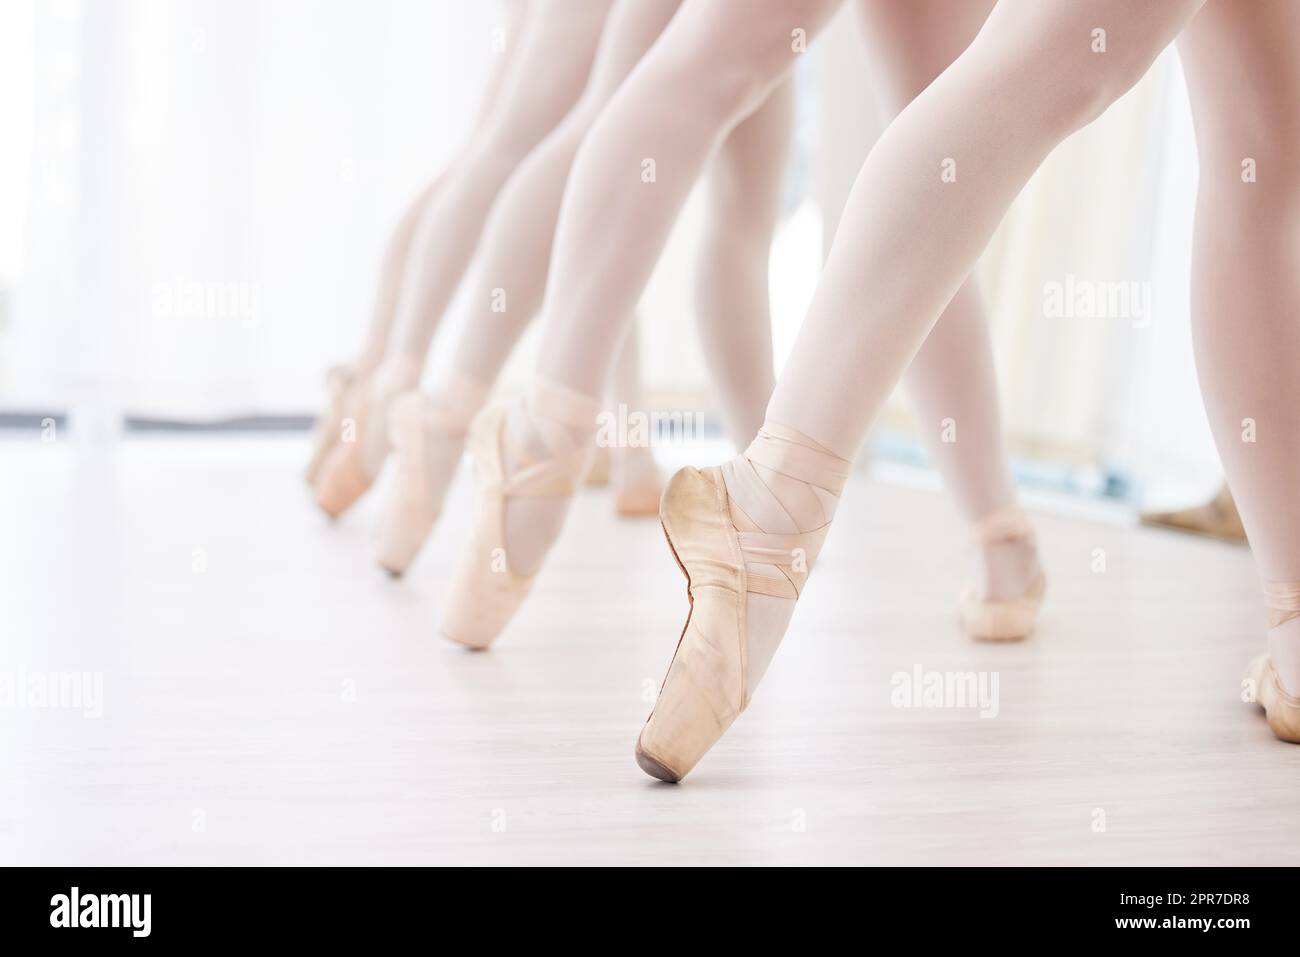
[653,30,790,131]
[994,13,1175,136]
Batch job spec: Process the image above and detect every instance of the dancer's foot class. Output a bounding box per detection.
[304,364,354,485]
[313,356,419,519]
[373,373,489,576]
[960,506,1046,642]
[611,444,661,518]
[438,379,598,648]
[636,423,849,783]
[1246,582,1300,743]
[1140,483,1246,543]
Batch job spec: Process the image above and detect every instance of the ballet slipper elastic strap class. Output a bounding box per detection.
[1262,579,1300,628]
[971,505,1034,544]
[726,423,852,600]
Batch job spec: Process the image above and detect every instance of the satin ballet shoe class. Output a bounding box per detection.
[304,364,354,485]
[374,392,449,576]
[636,425,848,783]
[373,375,488,575]
[1246,656,1300,743]
[1140,483,1246,544]
[439,381,598,649]
[314,382,375,519]
[314,357,419,519]
[959,506,1046,642]
[1244,581,1300,743]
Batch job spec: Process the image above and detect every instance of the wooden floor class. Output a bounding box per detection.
[2,434,1296,866]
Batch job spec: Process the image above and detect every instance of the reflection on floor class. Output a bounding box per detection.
[1,435,1292,866]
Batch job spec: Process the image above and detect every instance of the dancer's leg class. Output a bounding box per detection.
[448,0,684,384]
[372,0,683,567]
[314,1,613,515]
[353,3,531,369]
[693,78,793,445]
[440,0,843,645]
[857,0,1037,604]
[304,1,528,483]
[1177,1,1300,703]
[535,0,843,395]
[386,1,615,367]
[639,0,1205,780]
[605,321,663,516]
[766,0,1201,455]
[493,0,841,574]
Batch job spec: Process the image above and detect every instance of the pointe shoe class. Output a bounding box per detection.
[304,365,353,485]
[1140,483,1246,544]
[1245,583,1300,743]
[373,392,454,576]
[636,425,848,783]
[439,382,598,649]
[313,357,419,519]
[314,382,375,519]
[1246,656,1300,743]
[959,506,1046,642]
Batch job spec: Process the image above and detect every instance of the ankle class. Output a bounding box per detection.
[1268,619,1300,697]
[373,355,421,396]
[1264,580,1300,695]
[968,505,1040,601]
[725,424,849,534]
[427,370,491,436]
[974,537,1041,601]
[498,379,601,577]
[503,378,600,476]
[720,421,851,600]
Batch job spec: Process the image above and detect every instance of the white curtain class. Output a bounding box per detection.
[8,0,495,417]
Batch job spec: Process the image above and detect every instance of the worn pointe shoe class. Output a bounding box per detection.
[1246,656,1300,743]
[1140,483,1246,543]
[959,506,1046,642]
[439,383,597,649]
[313,357,419,519]
[1245,581,1300,743]
[374,393,445,576]
[304,365,354,485]
[373,374,489,576]
[636,425,848,783]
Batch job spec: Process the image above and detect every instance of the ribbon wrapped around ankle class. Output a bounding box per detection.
[481,378,600,499]
[1263,579,1300,628]
[724,423,852,600]
[744,423,852,495]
